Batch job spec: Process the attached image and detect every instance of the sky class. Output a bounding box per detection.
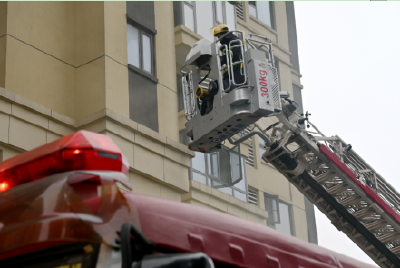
[294,2,400,266]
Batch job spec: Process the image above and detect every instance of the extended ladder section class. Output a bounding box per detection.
[257,100,400,268]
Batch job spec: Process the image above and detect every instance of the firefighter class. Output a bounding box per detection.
[197,25,245,116]
[213,24,245,92]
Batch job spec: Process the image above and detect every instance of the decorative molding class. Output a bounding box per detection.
[0,87,195,158]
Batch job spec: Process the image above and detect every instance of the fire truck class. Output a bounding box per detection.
[180,30,400,268]
[0,131,377,268]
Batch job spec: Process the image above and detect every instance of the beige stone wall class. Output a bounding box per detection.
[74,2,106,120]
[0,85,193,203]
[155,2,179,141]
[0,2,7,88]
[104,1,129,119]
[1,2,131,121]
[4,2,76,118]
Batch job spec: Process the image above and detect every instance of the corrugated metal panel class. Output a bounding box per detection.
[236,2,244,21]
[248,187,258,205]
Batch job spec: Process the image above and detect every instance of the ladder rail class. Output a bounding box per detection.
[257,100,400,268]
[321,134,400,212]
[227,39,248,88]
[181,72,197,121]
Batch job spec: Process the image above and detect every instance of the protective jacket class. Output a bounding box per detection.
[219,33,245,90]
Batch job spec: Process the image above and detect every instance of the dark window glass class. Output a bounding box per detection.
[192,152,206,173]
[179,129,190,145]
[275,202,292,235]
[195,1,214,41]
[174,2,237,40]
[265,194,294,235]
[193,172,207,184]
[127,24,140,68]
[184,3,195,31]
[249,2,257,17]
[215,1,224,23]
[225,2,236,31]
[142,34,152,73]
[257,1,272,27]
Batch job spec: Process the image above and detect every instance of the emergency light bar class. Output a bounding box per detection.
[0,130,129,193]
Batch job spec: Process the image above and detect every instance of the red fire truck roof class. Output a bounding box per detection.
[125,193,377,268]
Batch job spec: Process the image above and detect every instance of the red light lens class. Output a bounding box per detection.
[0,182,9,193]
[0,131,129,193]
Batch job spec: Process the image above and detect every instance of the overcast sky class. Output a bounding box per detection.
[294,2,400,265]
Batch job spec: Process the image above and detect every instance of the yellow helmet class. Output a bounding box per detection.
[211,24,230,36]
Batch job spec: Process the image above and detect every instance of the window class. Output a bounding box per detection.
[179,129,190,146]
[178,1,237,41]
[195,1,214,41]
[183,2,195,32]
[249,1,274,29]
[292,84,304,115]
[264,194,294,236]
[127,23,154,74]
[215,1,223,23]
[190,146,248,202]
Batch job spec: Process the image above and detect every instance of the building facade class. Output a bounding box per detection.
[0,1,317,243]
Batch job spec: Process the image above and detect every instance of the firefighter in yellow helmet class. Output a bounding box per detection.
[213,24,245,92]
[197,25,245,116]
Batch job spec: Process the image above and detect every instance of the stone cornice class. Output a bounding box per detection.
[0,87,195,158]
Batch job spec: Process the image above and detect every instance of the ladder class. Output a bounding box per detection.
[234,99,400,268]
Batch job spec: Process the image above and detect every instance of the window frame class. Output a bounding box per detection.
[249,2,258,19]
[183,1,196,33]
[178,1,237,38]
[127,21,155,76]
[264,193,280,227]
[248,1,275,30]
[190,146,248,202]
[264,194,294,236]
[214,1,225,25]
